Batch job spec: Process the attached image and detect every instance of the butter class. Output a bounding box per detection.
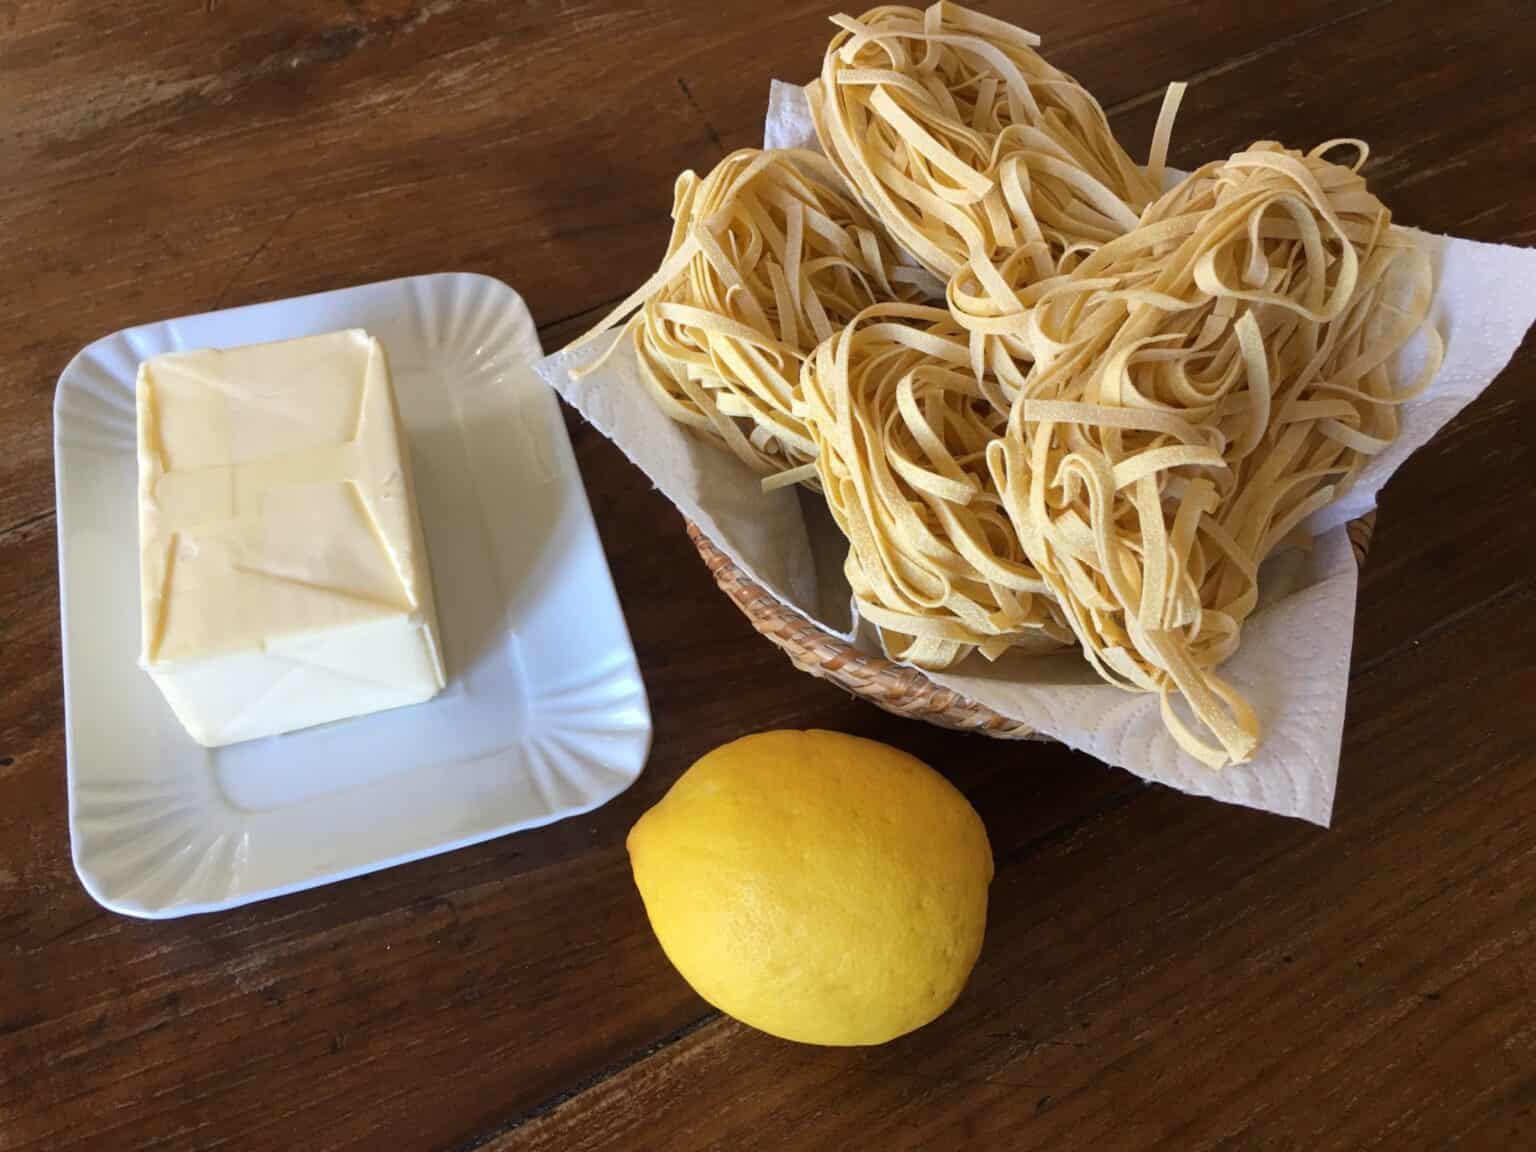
[135,329,446,746]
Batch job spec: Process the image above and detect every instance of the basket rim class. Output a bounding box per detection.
[685,511,1377,738]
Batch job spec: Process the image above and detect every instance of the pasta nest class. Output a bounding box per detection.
[578,148,924,487]
[801,302,1070,668]
[973,141,1440,766]
[809,2,1167,283]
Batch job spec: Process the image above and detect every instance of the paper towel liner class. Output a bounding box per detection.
[537,79,1536,825]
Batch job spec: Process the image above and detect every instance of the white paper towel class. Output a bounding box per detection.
[537,79,1536,825]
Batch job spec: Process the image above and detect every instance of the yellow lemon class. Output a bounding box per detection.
[627,729,992,1046]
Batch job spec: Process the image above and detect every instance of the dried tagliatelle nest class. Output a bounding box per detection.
[975,141,1440,766]
[808,2,1180,283]
[575,147,925,487]
[799,303,1069,667]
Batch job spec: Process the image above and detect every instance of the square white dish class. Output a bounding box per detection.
[55,273,651,918]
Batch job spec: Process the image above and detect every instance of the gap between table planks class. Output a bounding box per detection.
[1,0,1534,1149]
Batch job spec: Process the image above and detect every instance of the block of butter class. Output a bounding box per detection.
[135,329,446,746]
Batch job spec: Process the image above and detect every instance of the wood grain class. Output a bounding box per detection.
[498,587,1536,1152]
[2,1,1533,1149]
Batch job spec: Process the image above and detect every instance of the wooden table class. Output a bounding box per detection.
[3,2,1534,1148]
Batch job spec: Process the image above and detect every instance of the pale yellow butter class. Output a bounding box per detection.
[136,329,446,746]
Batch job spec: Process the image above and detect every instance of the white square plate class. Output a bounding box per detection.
[55,274,650,918]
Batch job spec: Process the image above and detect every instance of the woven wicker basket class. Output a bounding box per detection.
[687,511,1377,739]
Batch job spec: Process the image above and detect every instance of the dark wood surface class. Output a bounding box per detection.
[2,2,1534,1148]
